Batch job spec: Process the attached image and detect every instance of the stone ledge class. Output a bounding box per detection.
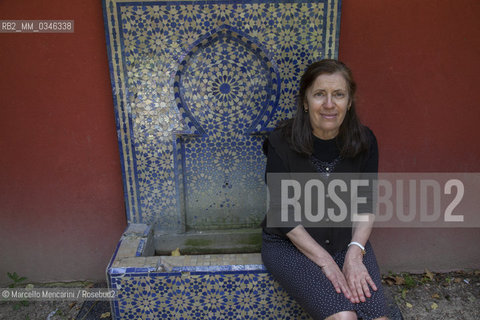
[106,223,311,320]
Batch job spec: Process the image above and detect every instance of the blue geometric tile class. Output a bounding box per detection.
[108,268,314,319]
[102,0,341,228]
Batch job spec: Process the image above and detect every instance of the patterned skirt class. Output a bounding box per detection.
[261,231,388,320]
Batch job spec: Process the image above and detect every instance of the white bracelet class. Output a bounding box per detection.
[348,241,366,255]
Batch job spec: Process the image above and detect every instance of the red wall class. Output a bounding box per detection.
[340,0,480,172]
[339,0,480,272]
[0,0,479,284]
[0,0,126,284]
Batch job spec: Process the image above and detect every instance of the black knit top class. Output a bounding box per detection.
[261,127,378,255]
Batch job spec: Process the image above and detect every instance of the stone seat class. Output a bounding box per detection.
[107,224,403,320]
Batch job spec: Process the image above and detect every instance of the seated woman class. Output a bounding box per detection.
[261,59,388,320]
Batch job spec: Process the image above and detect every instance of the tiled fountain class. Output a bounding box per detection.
[102,0,342,318]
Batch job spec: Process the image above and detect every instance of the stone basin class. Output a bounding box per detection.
[106,224,310,320]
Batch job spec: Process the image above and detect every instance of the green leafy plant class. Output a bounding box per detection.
[402,273,417,289]
[6,272,30,310]
[7,272,27,288]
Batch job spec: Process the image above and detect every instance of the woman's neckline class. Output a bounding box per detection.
[312,134,337,143]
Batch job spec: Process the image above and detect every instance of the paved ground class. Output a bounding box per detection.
[382,270,480,320]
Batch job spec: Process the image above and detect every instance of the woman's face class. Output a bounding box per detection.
[304,72,351,140]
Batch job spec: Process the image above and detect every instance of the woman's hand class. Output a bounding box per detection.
[320,259,355,303]
[286,226,355,303]
[342,247,377,303]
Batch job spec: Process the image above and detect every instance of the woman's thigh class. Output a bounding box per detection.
[261,232,388,320]
[261,232,354,320]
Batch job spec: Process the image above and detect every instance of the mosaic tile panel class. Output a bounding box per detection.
[106,225,313,319]
[110,271,312,320]
[102,0,342,229]
[176,25,280,229]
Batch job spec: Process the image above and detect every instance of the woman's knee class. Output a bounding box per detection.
[325,311,357,320]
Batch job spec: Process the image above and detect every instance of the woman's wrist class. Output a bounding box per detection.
[348,241,366,254]
[346,245,364,261]
[315,253,335,267]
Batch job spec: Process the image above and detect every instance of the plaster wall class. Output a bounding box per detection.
[339,0,480,272]
[0,0,479,284]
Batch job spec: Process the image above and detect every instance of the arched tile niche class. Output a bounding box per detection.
[103,0,341,238]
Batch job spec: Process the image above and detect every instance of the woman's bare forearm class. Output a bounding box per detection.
[348,213,375,257]
[286,225,333,266]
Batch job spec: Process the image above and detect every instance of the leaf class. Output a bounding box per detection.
[431,302,438,310]
[395,276,405,285]
[383,275,396,286]
[424,268,434,281]
[100,312,111,318]
[406,302,413,308]
[171,248,181,256]
[431,293,440,299]
[401,288,408,299]
[454,278,462,283]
